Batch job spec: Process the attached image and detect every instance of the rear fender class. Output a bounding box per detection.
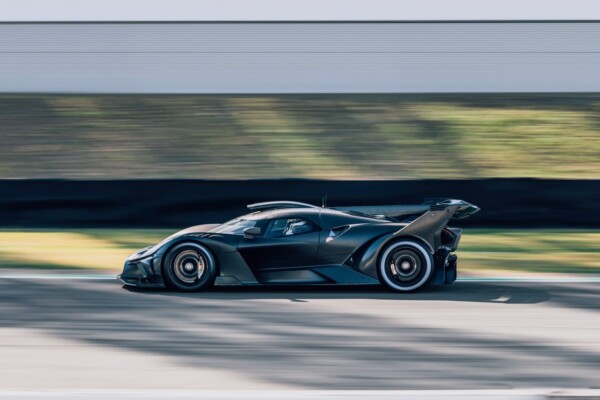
[392,205,460,250]
[355,233,432,280]
[355,199,478,280]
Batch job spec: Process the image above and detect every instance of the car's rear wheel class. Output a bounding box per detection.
[162,243,216,291]
[379,240,433,292]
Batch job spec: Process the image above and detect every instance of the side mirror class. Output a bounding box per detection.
[243,227,261,239]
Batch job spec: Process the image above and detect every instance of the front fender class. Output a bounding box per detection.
[152,234,258,284]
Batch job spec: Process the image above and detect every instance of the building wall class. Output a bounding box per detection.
[1,22,599,93]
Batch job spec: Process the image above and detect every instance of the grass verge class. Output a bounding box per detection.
[0,229,598,274]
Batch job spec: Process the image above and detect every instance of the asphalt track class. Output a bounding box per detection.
[0,275,599,398]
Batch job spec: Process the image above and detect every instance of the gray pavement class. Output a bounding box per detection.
[0,277,599,393]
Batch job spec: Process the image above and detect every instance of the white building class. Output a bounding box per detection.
[1,0,599,93]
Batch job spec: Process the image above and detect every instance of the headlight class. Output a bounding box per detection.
[127,245,156,262]
[127,232,184,262]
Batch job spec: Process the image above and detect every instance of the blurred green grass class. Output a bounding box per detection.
[459,230,600,274]
[1,94,599,179]
[0,230,170,270]
[0,229,598,274]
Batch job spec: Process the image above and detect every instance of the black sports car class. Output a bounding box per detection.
[118,199,479,292]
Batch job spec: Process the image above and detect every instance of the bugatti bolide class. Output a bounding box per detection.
[118,199,479,292]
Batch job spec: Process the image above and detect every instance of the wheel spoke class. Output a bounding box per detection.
[173,250,206,284]
[379,241,432,292]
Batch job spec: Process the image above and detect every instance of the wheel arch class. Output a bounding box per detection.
[355,233,434,282]
[376,235,433,268]
[158,237,220,274]
[153,235,259,285]
[383,235,434,255]
[159,239,220,291]
[153,237,221,278]
[161,240,219,273]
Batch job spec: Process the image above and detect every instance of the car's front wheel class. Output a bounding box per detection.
[379,240,433,292]
[162,243,217,291]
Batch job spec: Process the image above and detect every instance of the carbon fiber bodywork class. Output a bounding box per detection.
[118,199,477,290]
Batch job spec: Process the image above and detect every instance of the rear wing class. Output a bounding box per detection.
[335,199,479,221]
[337,199,479,250]
[424,199,480,219]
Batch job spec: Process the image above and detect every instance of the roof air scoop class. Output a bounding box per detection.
[247,201,318,212]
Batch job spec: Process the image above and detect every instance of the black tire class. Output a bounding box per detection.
[378,240,433,292]
[162,243,217,291]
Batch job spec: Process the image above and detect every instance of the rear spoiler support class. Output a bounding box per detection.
[394,199,480,250]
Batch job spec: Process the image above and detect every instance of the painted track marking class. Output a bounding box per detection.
[0,273,599,283]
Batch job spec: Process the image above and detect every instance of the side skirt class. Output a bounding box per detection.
[216,265,380,286]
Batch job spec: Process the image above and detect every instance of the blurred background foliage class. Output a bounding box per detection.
[1,94,599,179]
[1,229,598,273]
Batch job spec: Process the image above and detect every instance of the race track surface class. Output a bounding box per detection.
[0,277,599,391]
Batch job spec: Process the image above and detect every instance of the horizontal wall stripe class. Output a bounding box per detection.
[3,23,600,53]
[1,22,599,93]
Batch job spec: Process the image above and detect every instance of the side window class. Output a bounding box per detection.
[266,218,319,238]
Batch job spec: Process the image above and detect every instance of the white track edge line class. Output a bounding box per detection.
[0,388,599,398]
[0,274,599,282]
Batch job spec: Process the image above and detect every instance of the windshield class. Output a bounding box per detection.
[208,218,258,235]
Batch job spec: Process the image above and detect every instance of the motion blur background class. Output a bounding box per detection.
[0,11,599,275]
[1,93,599,180]
[1,2,600,396]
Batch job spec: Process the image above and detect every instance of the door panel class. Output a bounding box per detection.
[237,231,320,271]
